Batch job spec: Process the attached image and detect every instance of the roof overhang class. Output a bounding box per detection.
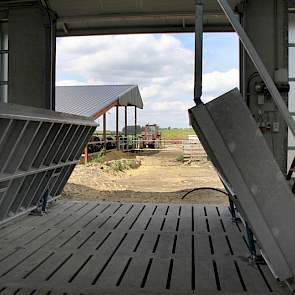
[117,86,143,109]
[0,0,241,36]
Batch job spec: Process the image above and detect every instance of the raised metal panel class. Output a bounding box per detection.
[0,102,96,224]
[189,88,295,281]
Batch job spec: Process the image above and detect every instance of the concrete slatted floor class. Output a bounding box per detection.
[0,201,289,295]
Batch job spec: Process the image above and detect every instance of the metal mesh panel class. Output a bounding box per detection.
[0,102,96,224]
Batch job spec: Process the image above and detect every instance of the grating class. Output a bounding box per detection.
[0,201,289,295]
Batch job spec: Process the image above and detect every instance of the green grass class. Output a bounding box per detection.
[109,159,140,172]
[176,154,184,162]
[160,128,195,140]
[111,160,128,172]
[93,128,196,140]
[89,149,106,164]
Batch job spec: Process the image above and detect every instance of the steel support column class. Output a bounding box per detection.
[125,106,128,149]
[84,146,89,164]
[116,105,119,150]
[134,106,137,147]
[103,113,106,150]
[194,0,203,103]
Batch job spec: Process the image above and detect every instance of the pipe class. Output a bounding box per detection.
[194,0,204,103]
[57,11,225,25]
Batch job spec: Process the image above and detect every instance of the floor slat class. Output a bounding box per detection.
[0,200,290,295]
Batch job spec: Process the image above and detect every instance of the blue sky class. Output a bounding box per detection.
[56,32,239,129]
[172,33,239,73]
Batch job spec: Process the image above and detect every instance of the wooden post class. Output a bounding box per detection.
[103,112,106,149]
[125,106,127,150]
[116,105,119,150]
[134,106,137,148]
[84,146,88,164]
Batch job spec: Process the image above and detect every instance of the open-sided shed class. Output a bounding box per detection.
[56,85,143,152]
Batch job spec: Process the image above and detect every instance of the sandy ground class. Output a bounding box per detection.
[63,147,227,204]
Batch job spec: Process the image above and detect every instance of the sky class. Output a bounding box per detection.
[56,33,239,130]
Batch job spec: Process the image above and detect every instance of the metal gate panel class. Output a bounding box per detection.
[0,102,96,225]
[189,88,295,282]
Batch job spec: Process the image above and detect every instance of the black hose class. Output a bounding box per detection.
[181,187,229,200]
[246,72,259,106]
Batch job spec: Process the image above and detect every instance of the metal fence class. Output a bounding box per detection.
[83,138,208,163]
[0,103,96,224]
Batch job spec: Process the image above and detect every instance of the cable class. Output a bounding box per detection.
[246,72,260,106]
[181,187,229,200]
[39,0,57,110]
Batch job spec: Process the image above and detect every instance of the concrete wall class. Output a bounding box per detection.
[241,0,289,173]
[8,5,55,109]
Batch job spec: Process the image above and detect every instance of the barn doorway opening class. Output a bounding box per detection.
[56,32,239,205]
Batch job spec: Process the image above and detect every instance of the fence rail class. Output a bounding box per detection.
[83,138,208,162]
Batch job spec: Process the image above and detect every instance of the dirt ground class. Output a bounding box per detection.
[63,147,227,204]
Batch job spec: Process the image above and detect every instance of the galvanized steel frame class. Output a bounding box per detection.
[0,102,96,224]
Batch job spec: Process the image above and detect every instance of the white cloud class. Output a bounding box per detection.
[145,99,193,112]
[202,69,239,103]
[56,34,238,128]
[56,80,87,86]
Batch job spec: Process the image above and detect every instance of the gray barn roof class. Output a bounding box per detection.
[56,85,143,118]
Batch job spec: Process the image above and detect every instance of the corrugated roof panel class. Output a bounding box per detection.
[56,85,143,118]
